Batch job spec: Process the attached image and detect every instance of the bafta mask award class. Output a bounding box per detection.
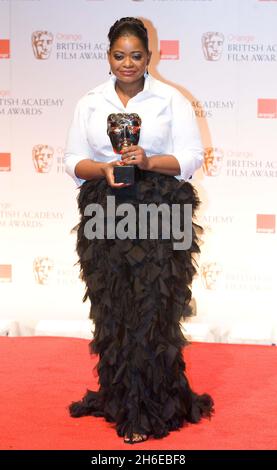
[107,113,142,185]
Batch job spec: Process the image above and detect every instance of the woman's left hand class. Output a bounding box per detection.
[120,145,151,171]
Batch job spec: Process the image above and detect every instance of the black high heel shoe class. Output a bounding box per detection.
[124,433,149,444]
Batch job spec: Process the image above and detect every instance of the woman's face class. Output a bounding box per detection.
[108,35,151,84]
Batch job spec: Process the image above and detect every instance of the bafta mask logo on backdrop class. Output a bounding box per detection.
[0,39,10,59]
[0,153,11,171]
[202,32,224,61]
[33,257,54,285]
[201,262,222,290]
[32,145,54,173]
[203,147,224,176]
[32,31,54,59]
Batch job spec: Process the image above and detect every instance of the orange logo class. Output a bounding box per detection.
[33,257,54,285]
[257,99,277,118]
[0,153,11,171]
[203,147,224,176]
[32,145,54,173]
[201,262,222,290]
[0,264,12,282]
[160,40,179,60]
[31,31,53,59]
[0,40,10,59]
[202,32,224,61]
[256,214,275,233]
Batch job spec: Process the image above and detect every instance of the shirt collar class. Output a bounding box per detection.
[102,73,160,108]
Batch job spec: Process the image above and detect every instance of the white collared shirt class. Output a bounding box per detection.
[64,74,203,186]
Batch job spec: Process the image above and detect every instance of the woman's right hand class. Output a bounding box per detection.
[102,160,131,188]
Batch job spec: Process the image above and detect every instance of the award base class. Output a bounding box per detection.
[114,165,139,185]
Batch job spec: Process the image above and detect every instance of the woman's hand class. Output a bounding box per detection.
[120,145,151,171]
[102,160,131,188]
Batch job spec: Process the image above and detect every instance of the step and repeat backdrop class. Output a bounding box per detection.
[0,0,276,342]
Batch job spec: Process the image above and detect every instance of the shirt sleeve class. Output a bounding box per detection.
[64,96,93,186]
[170,90,204,181]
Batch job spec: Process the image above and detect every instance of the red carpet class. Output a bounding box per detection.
[0,337,276,450]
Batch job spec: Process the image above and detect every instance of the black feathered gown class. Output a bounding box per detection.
[69,170,214,439]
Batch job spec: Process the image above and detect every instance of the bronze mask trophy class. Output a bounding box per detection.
[107,113,142,185]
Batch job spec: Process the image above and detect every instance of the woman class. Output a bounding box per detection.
[64,17,214,444]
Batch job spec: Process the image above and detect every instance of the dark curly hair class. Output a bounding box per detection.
[108,17,149,52]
